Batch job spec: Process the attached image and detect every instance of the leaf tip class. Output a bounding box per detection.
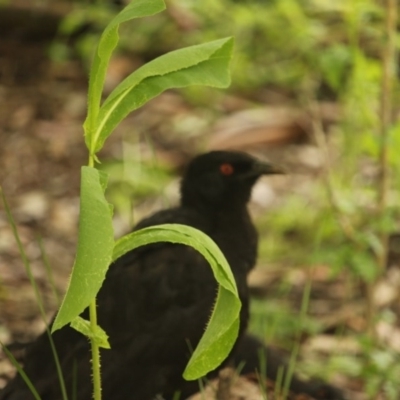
[50,318,62,334]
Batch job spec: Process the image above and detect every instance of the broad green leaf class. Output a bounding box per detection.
[84,0,166,150]
[113,223,241,380]
[52,167,114,332]
[105,37,233,103]
[71,316,111,349]
[92,37,234,153]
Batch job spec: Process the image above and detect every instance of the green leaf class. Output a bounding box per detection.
[71,316,111,349]
[184,289,240,380]
[92,37,234,154]
[112,223,241,380]
[84,0,166,151]
[52,167,114,332]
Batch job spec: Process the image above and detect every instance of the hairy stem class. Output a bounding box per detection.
[90,301,102,400]
[87,152,102,399]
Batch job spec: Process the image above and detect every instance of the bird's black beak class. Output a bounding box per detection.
[253,161,285,176]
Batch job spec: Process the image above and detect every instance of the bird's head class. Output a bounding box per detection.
[180,151,283,210]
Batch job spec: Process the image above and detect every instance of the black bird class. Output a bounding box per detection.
[1,151,273,399]
[0,151,344,400]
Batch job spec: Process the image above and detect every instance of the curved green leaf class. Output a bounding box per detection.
[184,290,240,380]
[92,37,234,153]
[112,223,241,380]
[52,167,114,332]
[84,0,166,150]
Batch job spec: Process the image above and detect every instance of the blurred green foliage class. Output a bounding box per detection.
[53,0,383,96]
[99,155,172,222]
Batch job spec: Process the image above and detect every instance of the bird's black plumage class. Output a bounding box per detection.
[0,151,281,400]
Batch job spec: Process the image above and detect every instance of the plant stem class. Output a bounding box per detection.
[87,154,102,399]
[377,0,397,266]
[89,154,95,168]
[366,0,398,339]
[307,98,358,244]
[306,97,377,334]
[89,300,102,400]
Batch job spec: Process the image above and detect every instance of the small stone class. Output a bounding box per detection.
[17,191,49,221]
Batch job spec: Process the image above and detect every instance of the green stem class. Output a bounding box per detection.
[87,153,101,400]
[89,301,102,400]
[378,0,397,210]
[89,154,95,168]
[377,0,397,265]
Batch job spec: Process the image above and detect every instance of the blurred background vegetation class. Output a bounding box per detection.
[1,0,400,398]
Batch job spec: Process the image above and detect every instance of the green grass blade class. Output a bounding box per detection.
[37,236,61,306]
[282,342,300,400]
[0,188,68,400]
[0,343,42,400]
[1,189,46,316]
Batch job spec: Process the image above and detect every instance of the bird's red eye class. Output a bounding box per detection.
[220,163,234,175]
